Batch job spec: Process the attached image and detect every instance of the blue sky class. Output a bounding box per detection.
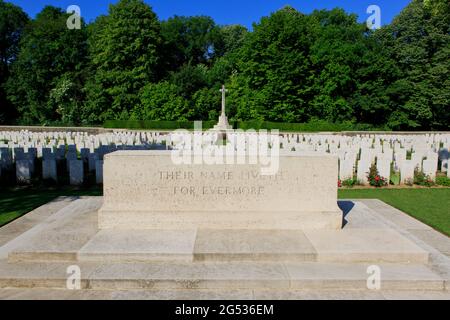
[6,0,411,28]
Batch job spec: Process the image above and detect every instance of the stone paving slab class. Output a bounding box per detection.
[360,199,434,231]
[339,201,388,229]
[0,260,445,291]
[253,289,386,300]
[408,229,450,257]
[87,261,290,290]
[303,228,429,263]
[79,230,197,262]
[194,229,317,262]
[6,198,101,262]
[285,262,444,291]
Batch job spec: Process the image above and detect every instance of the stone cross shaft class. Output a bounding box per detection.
[220,85,228,117]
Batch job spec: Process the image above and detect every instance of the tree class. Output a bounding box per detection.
[133,81,191,121]
[2,1,449,129]
[160,15,222,72]
[235,6,316,122]
[171,63,208,99]
[5,6,87,125]
[376,0,450,129]
[84,0,162,122]
[0,0,28,124]
[216,24,248,56]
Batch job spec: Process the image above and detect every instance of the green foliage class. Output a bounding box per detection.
[436,176,450,187]
[217,24,248,56]
[367,163,388,187]
[376,0,450,130]
[390,171,401,186]
[0,0,29,124]
[160,15,222,72]
[83,0,162,122]
[47,74,84,125]
[192,87,221,120]
[5,6,87,125]
[414,167,435,187]
[341,177,359,188]
[0,1,449,129]
[235,6,314,122]
[133,81,191,121]
[104,119,216,130]
[237,119,380,132]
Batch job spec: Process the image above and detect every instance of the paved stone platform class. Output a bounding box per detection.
[0,197,448,300]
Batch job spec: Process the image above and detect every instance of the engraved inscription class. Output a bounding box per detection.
[158,170,284,197]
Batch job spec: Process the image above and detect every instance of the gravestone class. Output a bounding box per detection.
[66,151,78,171]
[356,158,370,185]
[439,148,448,173]
[14,147,25,161]
[56,146,65,161]
[339,159,354,181]
[95,160,103,184]
[69,160,84,186]
[400,160,415,184]
[80,148,90,162]
[99,151,342,230]
[88,153,97,172]
[42,159,57,182]
[0,148,12,169]
[42,148,55,160]
[422,159,437,181]
[16,160,31,184]
[377,159,391,180]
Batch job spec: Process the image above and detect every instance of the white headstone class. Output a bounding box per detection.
[400,160,415,184]
[16,160,31,184]
[69,160,84,186]
[42,159,57,182]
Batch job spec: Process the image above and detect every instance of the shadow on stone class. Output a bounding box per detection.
[338,201,355,228]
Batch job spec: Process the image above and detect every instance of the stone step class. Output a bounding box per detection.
[9,228,429,264]
[1,287,450,300]
[0,260,446,291]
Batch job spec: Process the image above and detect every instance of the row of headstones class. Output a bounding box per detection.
[3,130,449,153]
[0,144,165,186]
[0,130,168,152]
[338,150,449,184]
[2,130,449,160]
[168,132,449,184]
[2,130,450,185]
[279,134,449,184]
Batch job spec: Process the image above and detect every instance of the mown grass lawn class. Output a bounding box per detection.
[0,186,101,227]
[339,188,450,236]
[0,187,448,237]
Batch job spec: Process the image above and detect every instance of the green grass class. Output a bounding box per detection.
[339,188,450,236]
[0,186,101,227]
[0,187,448,237]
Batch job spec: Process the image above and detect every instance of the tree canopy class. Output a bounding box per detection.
[1,0,449,130]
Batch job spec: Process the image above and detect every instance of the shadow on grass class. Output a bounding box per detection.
[0,186,102,227]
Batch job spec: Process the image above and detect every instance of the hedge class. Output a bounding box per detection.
[104,119,384,132]
[104,120,217,130]
[236,120,383,132]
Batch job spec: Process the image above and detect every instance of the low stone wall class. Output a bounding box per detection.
[0,126,108,134]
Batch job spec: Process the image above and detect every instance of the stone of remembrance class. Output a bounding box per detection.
[98,151,343,230]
